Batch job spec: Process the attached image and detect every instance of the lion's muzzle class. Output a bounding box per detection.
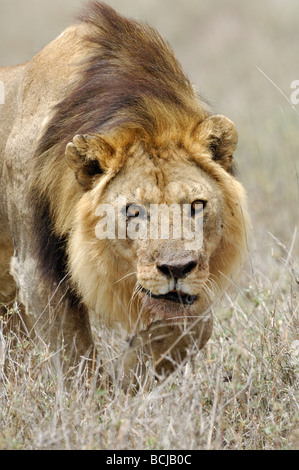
[156,259,198,280]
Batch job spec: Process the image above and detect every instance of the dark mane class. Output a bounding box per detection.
[36,1,202,158]
[31,1,207,300]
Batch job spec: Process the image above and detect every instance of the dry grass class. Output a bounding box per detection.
[0,0,299,450]
[1,244,298,450]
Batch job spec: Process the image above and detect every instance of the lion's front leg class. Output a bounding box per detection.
[10,252,95,370]
[119,314,213,388]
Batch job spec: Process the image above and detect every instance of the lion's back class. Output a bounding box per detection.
[0,25,88,306]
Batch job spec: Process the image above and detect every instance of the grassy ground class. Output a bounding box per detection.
[1,260,298,450]
[0,0,298,450]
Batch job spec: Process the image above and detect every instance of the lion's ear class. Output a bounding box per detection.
[196,115,238,174]
[65,134,114,189]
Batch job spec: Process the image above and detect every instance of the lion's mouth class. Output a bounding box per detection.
[141,288,197,306]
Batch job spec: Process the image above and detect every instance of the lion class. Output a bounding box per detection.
[0,2,250,386]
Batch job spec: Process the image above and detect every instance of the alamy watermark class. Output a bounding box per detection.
[290,80,299,105]
[0,81,4,104]
[95,196,204,250]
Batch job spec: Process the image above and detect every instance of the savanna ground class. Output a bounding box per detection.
[0,0,298,450]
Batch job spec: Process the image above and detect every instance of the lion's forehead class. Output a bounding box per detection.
[110,154,218,205]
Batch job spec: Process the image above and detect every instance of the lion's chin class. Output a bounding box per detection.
[139,289,200,323]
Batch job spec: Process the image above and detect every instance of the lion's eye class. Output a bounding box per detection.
[126,204,146,219]
[191,199,207,217]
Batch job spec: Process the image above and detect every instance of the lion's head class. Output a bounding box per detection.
[65,114,249,334]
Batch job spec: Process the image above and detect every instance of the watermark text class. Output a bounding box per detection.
[290,80,299,105]
[0,81,4,104]
[95,196,204,250]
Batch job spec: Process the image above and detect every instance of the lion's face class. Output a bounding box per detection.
[98,147,224,323]
[66,116,248,331]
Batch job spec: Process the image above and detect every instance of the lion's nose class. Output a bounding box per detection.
[157,260,197,279]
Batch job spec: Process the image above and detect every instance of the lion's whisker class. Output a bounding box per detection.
[113,271,137,285]
[127,283,143,328]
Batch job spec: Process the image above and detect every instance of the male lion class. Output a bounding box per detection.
[0,2,250,385]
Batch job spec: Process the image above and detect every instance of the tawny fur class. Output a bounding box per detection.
[0,2,250,383]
